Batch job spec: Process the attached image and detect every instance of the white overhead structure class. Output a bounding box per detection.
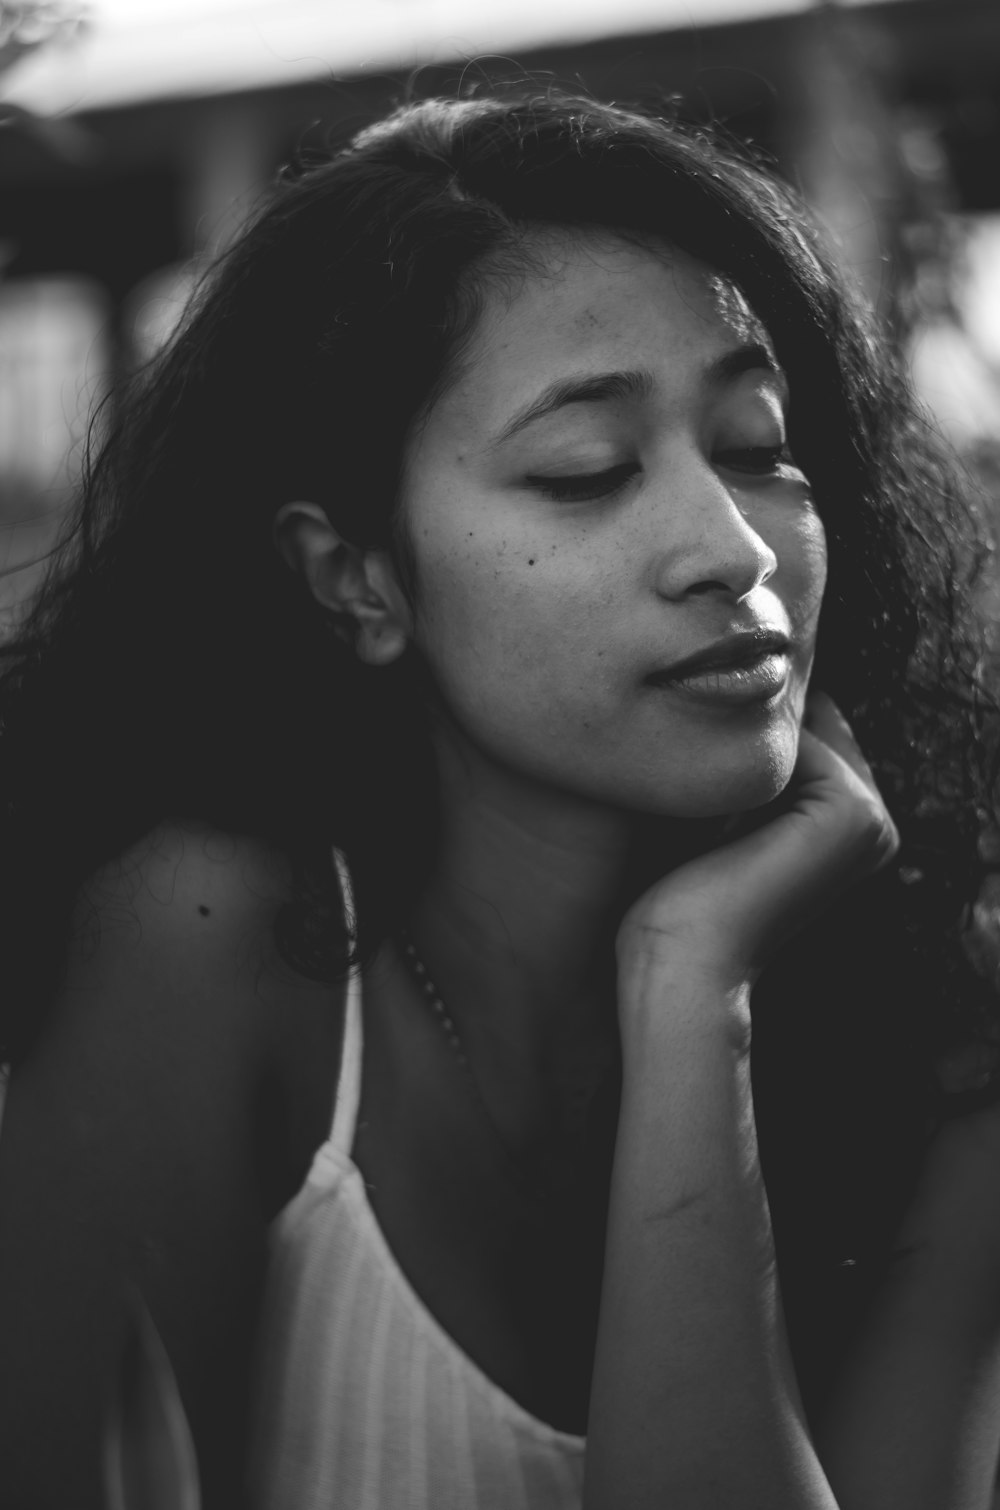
[3,0,912,117]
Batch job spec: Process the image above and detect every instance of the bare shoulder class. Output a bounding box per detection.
[55,817,345,1185]
[0,819,344,1506]
[74,817,298,980]
[68,816,340,1035]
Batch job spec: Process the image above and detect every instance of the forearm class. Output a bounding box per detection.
[816,1129,1000,1510]
[584,950,838,1510]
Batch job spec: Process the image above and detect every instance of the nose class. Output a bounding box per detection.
[650,461,777,604]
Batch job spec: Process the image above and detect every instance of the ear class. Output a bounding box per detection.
[273,501,411,667]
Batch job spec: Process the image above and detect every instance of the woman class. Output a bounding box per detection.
[0,88,999,1509]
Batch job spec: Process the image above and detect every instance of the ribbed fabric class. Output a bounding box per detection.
[251,856,587,1510]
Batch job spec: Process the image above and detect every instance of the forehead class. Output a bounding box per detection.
[420,231,773,450]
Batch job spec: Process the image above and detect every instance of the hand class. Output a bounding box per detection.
[618,692,899,992]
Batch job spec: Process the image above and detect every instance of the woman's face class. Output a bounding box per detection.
[399,233,827,819]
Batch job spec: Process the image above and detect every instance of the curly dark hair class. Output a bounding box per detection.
[1,84,997,1405]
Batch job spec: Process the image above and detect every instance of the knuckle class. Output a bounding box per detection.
[849,800,898,866]
[875,821,901,868]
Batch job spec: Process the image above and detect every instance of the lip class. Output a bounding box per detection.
[645,628,793,705]
[648,627,792,684]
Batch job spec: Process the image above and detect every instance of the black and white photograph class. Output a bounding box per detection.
[1,1,1000,1506]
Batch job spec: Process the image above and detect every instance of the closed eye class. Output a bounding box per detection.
[526,462,640,503]
[715,445,794,475]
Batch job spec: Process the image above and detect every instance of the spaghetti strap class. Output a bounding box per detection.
[330,963,363,1154]
[330,850,363,1155]
[257,855,586,1510]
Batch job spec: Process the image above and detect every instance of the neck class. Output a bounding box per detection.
[409,723,719,1066]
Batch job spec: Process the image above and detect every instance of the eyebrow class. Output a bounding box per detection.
[490,342,786,447]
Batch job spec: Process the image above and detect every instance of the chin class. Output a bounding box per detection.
[647,734,799,820]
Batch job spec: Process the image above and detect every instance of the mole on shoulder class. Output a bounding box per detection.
[198,905,211,917]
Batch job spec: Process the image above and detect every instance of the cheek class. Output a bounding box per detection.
[411,526,568,676]
[803,508,828,594]
[777,503,827,630]
[407,513,616,725]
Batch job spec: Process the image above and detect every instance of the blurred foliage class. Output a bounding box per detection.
[0,1,87,77]
[0,3,96,181]
[890,109,1000,590]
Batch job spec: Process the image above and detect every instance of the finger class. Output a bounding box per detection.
[798,695,900,872]
[801,690,876,786]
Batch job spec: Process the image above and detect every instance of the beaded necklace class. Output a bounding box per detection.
[397,929,471,1072]
[396,928,617,1205]
[396,928,518,1169]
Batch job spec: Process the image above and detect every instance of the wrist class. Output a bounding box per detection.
[616,941,753,1060]
[617,911,751,982]
[616,906,753,983]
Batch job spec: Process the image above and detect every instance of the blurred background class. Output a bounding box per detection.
[0,0,998,634]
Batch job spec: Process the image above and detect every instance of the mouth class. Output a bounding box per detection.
[645,628,793,705]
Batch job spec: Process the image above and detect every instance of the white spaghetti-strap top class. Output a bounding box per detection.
[251,856,586,1510]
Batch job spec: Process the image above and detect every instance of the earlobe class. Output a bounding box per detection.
[273,501,411,666]
[352,555,412,666]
